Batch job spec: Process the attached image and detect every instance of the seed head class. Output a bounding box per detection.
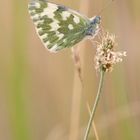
[95,32,126,72]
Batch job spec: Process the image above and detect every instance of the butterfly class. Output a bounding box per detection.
[28,0,101,52]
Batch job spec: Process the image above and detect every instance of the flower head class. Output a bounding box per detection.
[95,32,126,72]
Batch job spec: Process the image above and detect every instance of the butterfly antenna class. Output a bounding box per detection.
[98,0,114,15]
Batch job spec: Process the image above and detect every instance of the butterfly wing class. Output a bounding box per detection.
[28,0,91,52]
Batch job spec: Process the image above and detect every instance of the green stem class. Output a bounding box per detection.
[84,70,105,140]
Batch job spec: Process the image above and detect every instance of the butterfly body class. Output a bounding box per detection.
[28,0,101,52]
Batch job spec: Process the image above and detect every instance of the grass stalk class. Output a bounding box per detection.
[84,70,105,140]
[69,0,90,139]
[86,103,100,140]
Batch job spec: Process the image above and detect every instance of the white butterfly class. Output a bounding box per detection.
[28,0,101,52]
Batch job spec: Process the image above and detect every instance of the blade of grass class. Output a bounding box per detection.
[8,1,30,140]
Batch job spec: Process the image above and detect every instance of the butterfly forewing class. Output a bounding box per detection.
[28,0,91,52]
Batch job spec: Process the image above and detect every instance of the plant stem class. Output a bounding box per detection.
[84,70,105,140]
[87,103,100,140]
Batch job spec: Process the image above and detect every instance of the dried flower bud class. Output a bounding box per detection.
[94,32,126,72]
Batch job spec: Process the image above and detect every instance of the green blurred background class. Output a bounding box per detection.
[0,0,140,140]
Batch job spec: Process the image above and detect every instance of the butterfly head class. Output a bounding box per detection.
[90,16,101,25]
[86,16,101,36]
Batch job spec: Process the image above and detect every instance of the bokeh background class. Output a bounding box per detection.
[0,0,140,140]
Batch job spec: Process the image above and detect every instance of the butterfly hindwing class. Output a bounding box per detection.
[28,0,91,52]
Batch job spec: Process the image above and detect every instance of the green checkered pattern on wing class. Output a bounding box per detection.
[28,0,91,52]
